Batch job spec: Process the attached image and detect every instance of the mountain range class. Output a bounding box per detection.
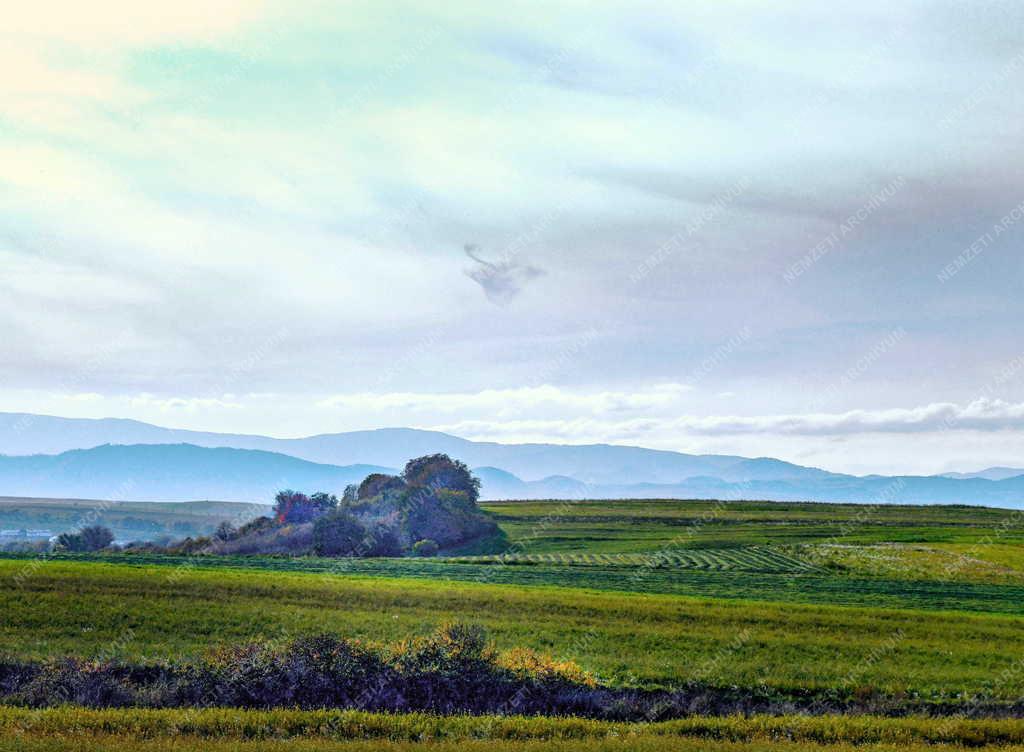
[0,412,1022,507]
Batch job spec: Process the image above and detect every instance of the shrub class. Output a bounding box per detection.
[498,647,596,688]
[312,512,366,557]
[235,516,275,537]
[412,539,439,557]
[55,526,114,552]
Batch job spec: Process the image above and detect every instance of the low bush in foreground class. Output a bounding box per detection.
[1,623,1023,720]
[0,624,600,716]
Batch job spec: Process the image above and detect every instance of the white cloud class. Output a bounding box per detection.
[3,0,1024,479]
[429,398,1024,441]
[128,394,244,412]
[317,383,692,415]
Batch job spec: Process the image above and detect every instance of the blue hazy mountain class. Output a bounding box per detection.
[0,413,832,485]
[0,443,392,502]
[1,413,1023,507]
[940,467,1024,481]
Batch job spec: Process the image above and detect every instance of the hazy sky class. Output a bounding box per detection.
[3,1,1024,474]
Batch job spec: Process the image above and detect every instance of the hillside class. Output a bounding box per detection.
[2,414,1024,506]
[0,444,391,503]
[0,413,830,484]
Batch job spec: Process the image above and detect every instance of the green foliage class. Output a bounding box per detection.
[364,526,404,557]
[357,474,406,501]
[413,539,439,557]
[312,512,367,556]
[403,454,480,504]
[55,526,114,552]
[274,491,336,524]
[400,489,497,548]
[235,516,275,537]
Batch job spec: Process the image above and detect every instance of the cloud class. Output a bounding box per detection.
[463,244,545,305]
[3,0,1024,478]
[429,398,1024,441]
[128,395,244,412]
[317,382,692,415]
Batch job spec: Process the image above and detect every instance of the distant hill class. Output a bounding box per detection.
[1,413,1023,507]
[0,443,392,503]
[474,466,1024,507]
[0,497,269,542]
[0,413,834,485]
[941,467,1024,481]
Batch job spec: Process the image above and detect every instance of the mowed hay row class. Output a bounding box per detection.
[445,547,813,573]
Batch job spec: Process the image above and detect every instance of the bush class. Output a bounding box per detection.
[312,512,367,557]
[55,526,114,552]
[235,516,275,537]
[0,624,600,714]
[274,491,336,524]
[412,539,439,557]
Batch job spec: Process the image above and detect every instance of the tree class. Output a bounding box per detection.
[402,454,480,504]
[80,525,115,551]
[312,512,367,556]
[310,492,339,514]
[365,525,403,557]
[214,521,236,541]
[57,525,114,552]
[357,473,406,500]
[274,490,308,523]
[55,532,83,551]
[273,490,336,524]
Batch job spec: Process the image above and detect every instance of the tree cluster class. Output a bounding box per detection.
[201,454,496,558]
[55,525,114,552]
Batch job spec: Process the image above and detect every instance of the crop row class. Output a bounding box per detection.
[4,552,1023,615]
[446,546,818,573]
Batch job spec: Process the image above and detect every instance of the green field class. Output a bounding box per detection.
[2,555,1023,698]
[480,498,1024,552]
[2,498,1023,749]
[3,708,1024,752]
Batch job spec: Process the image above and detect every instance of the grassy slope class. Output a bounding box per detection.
[3,708,1024,751]
[481,499,1024,554]
[2,558,1022,698]
[6,550,1024,614]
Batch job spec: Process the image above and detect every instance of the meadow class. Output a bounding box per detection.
[5,708,1024,751]
[1,497,1023,749]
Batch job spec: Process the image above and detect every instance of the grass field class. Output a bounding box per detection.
[4,708,1024,751]
[1,498,1023,748]
[2,557,1023,699]
[480,499,1024,553]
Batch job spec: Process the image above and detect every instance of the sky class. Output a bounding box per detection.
[2,0,1024,475]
